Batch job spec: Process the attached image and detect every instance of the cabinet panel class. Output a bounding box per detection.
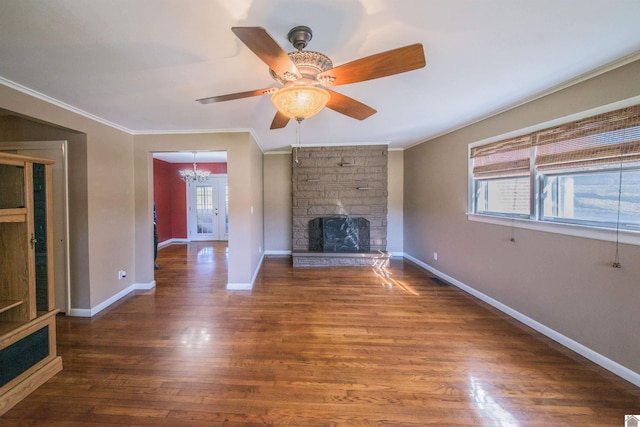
[0,163,25,209]
[0,222,30,322]
[0,325,49,387]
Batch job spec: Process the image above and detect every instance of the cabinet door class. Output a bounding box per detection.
[32,163,52,314]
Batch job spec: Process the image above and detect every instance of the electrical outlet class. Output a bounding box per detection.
[118,270,126,280]
[433,252,438,261]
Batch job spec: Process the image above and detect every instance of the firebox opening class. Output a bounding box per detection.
[309,216,370,253]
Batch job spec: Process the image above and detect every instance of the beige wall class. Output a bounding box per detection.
[249,139,265,271]
[387,150,404,254]
[263,153,292,253]
[87,124,135,307]
[404,59,640,377]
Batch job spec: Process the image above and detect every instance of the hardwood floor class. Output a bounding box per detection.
[2,242,639,426]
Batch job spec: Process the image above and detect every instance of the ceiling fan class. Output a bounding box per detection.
[196,26,426,130]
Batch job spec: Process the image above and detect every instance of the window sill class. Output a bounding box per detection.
[467,213,640,246]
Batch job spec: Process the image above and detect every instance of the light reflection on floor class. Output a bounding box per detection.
[197,246,214,262]
[371,264,420,296]
[180,327,212,350]
[468,375,520,426]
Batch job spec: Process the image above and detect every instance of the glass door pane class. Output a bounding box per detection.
[196,186,214,237]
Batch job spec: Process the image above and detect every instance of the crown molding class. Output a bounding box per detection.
[0,76,134,134]
[404,50,640,151]
[0,76,267,152]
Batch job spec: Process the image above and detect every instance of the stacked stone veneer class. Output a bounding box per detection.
[292,145,388,255]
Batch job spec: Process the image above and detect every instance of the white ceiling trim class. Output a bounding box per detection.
[0,75,134,135]
[404,50,640,151]
[0,75,267,152]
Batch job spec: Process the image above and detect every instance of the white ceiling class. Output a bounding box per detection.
[1,1,639,155]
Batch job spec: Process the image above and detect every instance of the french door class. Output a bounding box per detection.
[186,175,228,241]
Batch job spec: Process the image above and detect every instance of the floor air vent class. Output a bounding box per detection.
[430,277,449,286]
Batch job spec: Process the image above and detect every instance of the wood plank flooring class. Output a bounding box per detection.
[2,242,639,426]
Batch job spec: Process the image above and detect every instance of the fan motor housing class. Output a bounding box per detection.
[270,52,334,87]
[269,26,336,86]
[287,25,313,50]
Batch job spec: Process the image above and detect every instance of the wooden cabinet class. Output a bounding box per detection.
[0,152,62,415]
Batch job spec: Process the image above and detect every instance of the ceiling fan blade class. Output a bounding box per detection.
[232,27,301,79]
[318,43,425,86]
[196,88,276,104]
[326,89,377,120]
[270,111,291,129]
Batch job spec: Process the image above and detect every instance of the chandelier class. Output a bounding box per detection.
[179,152,211,183]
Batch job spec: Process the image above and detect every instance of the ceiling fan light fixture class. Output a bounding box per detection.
[271,85,330,120]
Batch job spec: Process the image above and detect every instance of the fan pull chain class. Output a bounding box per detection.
[294,119,302,165]
[612,160,623,268]
[510,182,517,242]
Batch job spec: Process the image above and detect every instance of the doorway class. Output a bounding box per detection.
[187,175,228,241]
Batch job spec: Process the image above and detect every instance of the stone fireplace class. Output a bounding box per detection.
[291,145,390,267]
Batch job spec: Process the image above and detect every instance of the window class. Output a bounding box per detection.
[541,169,640,229]
[469,104,640,233]
[470,134,533,218]
[475,177,530,216]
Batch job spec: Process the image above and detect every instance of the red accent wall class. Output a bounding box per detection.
[153,159,227,242]
[153,159,172,242]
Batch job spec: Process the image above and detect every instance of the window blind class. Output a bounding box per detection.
[470,134,532,179]
[535,105,640,171]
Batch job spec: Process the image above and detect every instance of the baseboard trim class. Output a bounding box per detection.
[69,280,156,317]
[403,253,640,388]
[225,282,252,291]
[226,253,265,291]
[264,250,292,256]
[158,238,188,248]
[137,280,156,291]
